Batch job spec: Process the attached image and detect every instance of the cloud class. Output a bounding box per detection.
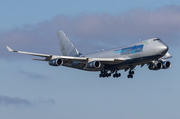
[33,98,56,105]
[0,95,32,106]
[18,70,48,80]
[0,95,56,107]
[1,5,180,58]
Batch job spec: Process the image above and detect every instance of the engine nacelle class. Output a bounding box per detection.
[148,61,162,70]
[162,61,171,69]
[87,61,101,69]
[49,58,63,66]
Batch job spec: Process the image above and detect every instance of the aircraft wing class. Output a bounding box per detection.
[6,46,88,61]
[6,46,126,63]
[161,52,172,59]
[6,46,51,57]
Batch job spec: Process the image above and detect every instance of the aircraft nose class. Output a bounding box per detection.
[156,43,168,55]
[161,44,168,53]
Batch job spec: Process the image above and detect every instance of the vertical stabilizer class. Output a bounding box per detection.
[57,31,79,56]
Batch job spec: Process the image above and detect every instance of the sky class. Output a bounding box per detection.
[1,0,180,119]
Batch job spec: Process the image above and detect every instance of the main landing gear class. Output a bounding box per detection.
[99,69,135,78]
[99,70,111,78]
[99,70,121,78]
[113,71,121,78]
[127,70,134,78]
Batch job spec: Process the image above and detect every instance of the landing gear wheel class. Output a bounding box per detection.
[131,71,134,74]
[127,70,135,78]
[99,69,121,78]
[99,70,112,78]
[127,74,133,78]
[113,72,121,78]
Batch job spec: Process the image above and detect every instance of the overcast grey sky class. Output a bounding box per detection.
[0,0,180,119]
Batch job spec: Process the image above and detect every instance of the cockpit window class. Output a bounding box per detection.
[153,38,161,41]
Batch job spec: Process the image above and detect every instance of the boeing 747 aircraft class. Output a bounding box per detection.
[7,31,172,78]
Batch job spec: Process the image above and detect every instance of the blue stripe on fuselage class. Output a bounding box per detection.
[114,44,144,54]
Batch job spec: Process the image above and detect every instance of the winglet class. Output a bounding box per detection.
[6,46,14,52]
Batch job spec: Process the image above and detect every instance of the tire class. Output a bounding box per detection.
[131,71,134,74]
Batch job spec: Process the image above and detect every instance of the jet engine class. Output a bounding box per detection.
[162,61,171,69]
[148,61,162,70]
[49,58,63,66]
[87,61,101,69]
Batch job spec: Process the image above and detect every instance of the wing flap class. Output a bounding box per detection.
[89,58,125,61]
[55,56,87,61]
[88,58,126,65]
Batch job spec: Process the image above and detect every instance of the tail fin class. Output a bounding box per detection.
[57,31,80,56]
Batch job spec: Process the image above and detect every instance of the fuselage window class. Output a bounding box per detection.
[154,38,161,41]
